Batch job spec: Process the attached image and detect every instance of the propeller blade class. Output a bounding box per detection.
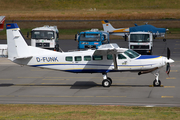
[166,63,170,75]
[166,47,172,75]
[167,47,170,60]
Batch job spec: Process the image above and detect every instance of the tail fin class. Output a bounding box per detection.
[0,16,5,31]
[6,23,31,61]
[101,20,116,32]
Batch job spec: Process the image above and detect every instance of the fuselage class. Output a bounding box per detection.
[14,48,166,74]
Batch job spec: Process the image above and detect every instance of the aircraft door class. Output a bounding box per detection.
[116,53,129,70]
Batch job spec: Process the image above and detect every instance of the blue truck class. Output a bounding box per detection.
[75,29,110,49]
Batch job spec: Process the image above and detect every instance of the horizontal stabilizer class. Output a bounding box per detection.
[14,56,33,60]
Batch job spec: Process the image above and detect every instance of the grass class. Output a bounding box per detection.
[0,0,180,20]
[0,0,180,10]
[1,9,180,20]
[0,104,180,120]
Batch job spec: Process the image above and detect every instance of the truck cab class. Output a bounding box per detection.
[128,32,153,55]
[30,25,59,51]
[75,29,109,49]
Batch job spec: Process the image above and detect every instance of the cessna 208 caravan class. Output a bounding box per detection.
[6,23,174,87]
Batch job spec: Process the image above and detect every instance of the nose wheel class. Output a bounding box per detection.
[102,73,112,87]
[153,79,161,86]
[153,72,161,87]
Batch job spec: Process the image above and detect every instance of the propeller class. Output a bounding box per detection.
[166,47,171,75]
[167,47,170,59]
[166,62,170,75]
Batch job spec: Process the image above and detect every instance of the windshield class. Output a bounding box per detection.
[124,49,140,59]
[31,30,54,40]
[130,34,149,42]
[80,33,101,41]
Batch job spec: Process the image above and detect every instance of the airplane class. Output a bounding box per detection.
[6,23,174,87]
[0,16,5,31]
[101,20,169,40]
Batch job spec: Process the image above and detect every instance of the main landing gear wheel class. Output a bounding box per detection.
[102,73,112,87]
[102,79,111,87]
[153,80,161,87]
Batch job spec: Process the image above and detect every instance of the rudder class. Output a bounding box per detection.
[101,20,116,32]
[6,23,30,61]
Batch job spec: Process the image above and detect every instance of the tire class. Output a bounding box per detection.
[107,77,112,84]
[102,79,111,87]
[153,80,161,87]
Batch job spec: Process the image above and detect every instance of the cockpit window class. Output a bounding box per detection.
[118,54,126,59]
[124,49,139,59]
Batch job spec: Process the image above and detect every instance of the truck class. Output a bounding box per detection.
[128,32,153,55]
[29,25,59,51]
[75,29,110,49]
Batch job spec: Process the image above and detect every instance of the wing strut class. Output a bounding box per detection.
[112,54,118,70]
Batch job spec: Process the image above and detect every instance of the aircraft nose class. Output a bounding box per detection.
[162,57,174,65]
[166,58,174,63]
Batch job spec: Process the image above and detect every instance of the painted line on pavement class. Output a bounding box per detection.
[161,96,174,98]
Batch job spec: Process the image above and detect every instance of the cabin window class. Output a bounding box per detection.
[84,56,91,61]
[118,54,126,59]
[93,55,103,60]
[66,56,73,61]
[107,54,113,60]
[75,56,82,61]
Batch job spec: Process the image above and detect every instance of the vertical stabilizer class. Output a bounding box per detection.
[6,23,30,60]
[101,20,129,36]
[101,20,116,32]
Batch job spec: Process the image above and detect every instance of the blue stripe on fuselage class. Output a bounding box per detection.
[31,63,154,67]
[136,55,160,60]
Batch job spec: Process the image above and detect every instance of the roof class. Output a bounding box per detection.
[32,25,58,32]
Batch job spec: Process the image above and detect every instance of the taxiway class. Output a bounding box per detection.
[0,39,179,107]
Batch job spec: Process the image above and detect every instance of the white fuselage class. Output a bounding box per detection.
[13,47,166,73]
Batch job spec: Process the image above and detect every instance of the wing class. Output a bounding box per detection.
[93,43,125,55]
[93,43,127,70]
